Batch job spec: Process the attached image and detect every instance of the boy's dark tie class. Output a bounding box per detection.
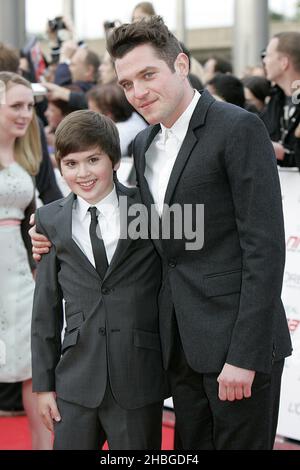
[88,206,108,279]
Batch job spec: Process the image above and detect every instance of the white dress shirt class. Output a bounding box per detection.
[72,186,120,266]
[144,90,201,215]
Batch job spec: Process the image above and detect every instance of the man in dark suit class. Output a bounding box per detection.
[106,17,292,450]
[31,17,292,450]
[31,110,168,450]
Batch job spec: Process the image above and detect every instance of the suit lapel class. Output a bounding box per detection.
[137,124,161,210]
[104,182,140,278]
[163,90,215,210]
[57,193,100,280]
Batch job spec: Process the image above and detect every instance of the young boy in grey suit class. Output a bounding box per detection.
[31,110,168,450]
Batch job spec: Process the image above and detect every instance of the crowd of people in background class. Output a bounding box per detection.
[0,0,299,450]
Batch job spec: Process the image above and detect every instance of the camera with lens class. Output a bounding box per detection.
[103,21,117,31]
[48,16,67,32]
[103,19,121,36]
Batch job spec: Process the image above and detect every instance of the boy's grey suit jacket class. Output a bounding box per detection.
[31,183,169,409]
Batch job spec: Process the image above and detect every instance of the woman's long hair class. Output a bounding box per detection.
[0,72,41,175]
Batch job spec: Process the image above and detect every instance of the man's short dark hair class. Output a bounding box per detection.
[274,32,300,73]
[107,15,183,72]
[55,110,121,168]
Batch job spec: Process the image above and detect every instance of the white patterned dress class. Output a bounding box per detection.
[0,162,35,382]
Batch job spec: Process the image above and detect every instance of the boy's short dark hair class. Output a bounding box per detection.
[106,16,182,72]
[55,110,121,168]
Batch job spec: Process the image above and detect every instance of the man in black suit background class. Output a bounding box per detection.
[31,17,292,450]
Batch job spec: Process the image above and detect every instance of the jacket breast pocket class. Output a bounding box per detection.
[203,270,242,297]
[61,329,79,353]
[66,311,84,332]
[183,169,223,187]
[61,311,84,354]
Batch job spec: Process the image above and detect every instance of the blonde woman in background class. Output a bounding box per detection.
[0,72,52,449]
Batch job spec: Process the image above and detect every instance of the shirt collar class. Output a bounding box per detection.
[160,89,201,144]
[76,185,118,222]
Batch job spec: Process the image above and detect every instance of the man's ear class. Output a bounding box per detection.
[281,55,289,72]
[174,53,190,77]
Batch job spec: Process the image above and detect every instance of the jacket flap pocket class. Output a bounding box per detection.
[134,330,161,351]
[66,311,84,332]
[204,270,242,297]
[61,329,79,353]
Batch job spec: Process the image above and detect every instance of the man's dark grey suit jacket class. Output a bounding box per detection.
[133,90,292,375]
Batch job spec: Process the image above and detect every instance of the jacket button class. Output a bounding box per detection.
[98,327,106,336]
[168,259,177,268]
[102,287,110,295]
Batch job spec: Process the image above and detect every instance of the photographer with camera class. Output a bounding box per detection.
[53,40,80,87]
[43,15,99,108]
[46,16,73,65]
[45,16,78,87]
[44,45,100,110]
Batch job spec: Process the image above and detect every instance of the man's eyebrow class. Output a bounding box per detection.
[118,67,157,85]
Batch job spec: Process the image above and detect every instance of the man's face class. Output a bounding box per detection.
[263,38,285,83]
[115,43,191,128]
[70,48,88,82]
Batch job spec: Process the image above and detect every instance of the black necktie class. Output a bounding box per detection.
[88,206,108,279]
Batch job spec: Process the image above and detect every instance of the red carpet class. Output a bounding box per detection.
[0,414,174,450]
[0,416,31,450]
[1,413,299,450]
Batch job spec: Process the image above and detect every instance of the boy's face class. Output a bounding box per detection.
[115,43,191,128]
[60,147,119,205]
